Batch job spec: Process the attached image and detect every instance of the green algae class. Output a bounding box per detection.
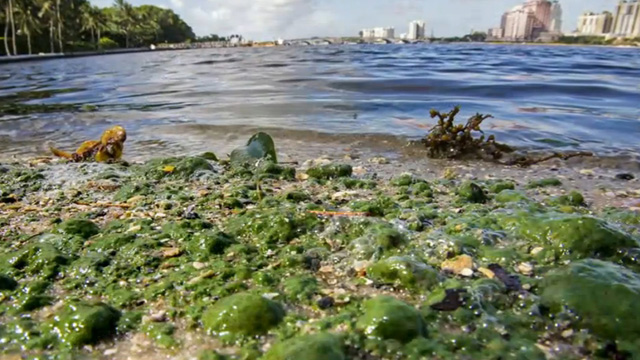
[488,180,516,193]
[56,219,100,239]
[188,231,235,258]
[264,333,345,360]
[457,181,487,203]
[526,178,562,189]
[202,293,284,338]
[547,190,586,207]
[307,164,353,179]
[52,302,121,347]
[541,259,640,344]
[3,153,640,359]
[507,214,639,258]
[283,275,318,302]
[367,256,439,289]
[0,274,17,290]
[495,190,530,204]
[357,296,427,343]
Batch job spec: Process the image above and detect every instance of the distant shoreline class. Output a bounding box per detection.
[2,41,637,65]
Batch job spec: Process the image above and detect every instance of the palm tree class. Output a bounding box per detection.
[114,0,135,48]
[8,0,17,55]
[38,0,56,53]
[3,5,11,56]
[16,1,41,55]
[80,4,97,46]
[55,0,62,52]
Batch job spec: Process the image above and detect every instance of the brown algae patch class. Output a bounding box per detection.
[1,134,640,359]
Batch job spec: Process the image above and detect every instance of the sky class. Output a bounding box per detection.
[91,0,617,40]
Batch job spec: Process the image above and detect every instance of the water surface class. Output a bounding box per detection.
[1,44,639,161]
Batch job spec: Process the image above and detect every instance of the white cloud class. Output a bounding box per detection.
[183,0,323,39]
[170,0,183,9]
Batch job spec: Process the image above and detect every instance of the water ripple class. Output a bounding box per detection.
[0,43,639,160]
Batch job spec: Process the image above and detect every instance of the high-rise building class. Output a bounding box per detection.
[490,0,561,41]
[612,0,640,37]
[577,11,613,35]
[408,20,426,40]
[550,1,563,32]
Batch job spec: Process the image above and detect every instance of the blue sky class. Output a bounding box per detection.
[91,0,616,40]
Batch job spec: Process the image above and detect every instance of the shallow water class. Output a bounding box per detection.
[0,44,639,162]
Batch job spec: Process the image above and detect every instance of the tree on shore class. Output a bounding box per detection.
[1,0,195,55]
[37,0,56,53]
[16,1,41,55]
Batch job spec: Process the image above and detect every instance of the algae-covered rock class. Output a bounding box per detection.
[0,274,18,290]
[526,178,562,189]
[263,333,345,360]
[368,256,439,289]
[541,259,640,341]
[283,275,318,301]
[307,164,353,180]
[351,224,407,259]
[356,296,427,343]
[495,190,529,204]
[202,293,284,337]
[391,174,415,187]
[489,181,515,194]
[457,182,487,203]
[548,191,585,207]
[56,219,100,239]
[512,215,638,258]
[9,244,70,279]
[230,132,278,167]
[140,157,214,180]
[53,302,121,347]
[189,231,235,257]
[256,162,295,180]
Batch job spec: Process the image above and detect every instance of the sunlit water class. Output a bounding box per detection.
[1,44,639,162]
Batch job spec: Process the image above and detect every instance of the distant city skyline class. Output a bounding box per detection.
[90,0,617,39]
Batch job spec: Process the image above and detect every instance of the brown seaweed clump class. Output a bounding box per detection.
[421,106,592,167]
[421,106,512,160]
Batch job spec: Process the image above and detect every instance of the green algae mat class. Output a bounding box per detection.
[1,153,640,359]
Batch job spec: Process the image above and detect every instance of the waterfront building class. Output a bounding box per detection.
[408,20,426,40]
[490,0,561,41]
[612,0,640,37]
[550,1,563,32]
[577,11,613,35]
[360,27,395,39]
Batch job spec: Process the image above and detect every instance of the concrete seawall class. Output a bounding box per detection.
[0,47,191,64]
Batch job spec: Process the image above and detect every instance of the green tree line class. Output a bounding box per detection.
[1,0,195,56]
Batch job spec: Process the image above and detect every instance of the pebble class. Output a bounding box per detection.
[352,166,367,176]
[530,247,544,255]
[561,329,574,338]
[331,191,358,201]
[368,157,389,165]
[579,169,594,176]
[517,262,534,276]
[459,268,474,277]
[192,262,206,270]
[162,248,183,258]
[615,173,635,181]
[126,195,145,204]
[104,349,118,356]
[477,267,495,279]
[317,296,335,310]
[296,172,310,181]
[441,255,475,276]
[147,311,167,323]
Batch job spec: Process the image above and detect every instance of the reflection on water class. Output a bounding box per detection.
[0,44,639,161]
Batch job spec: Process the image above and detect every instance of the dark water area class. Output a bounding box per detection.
[1,44,639,162]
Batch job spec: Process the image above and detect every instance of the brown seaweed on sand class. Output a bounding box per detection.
[421,106,592,167]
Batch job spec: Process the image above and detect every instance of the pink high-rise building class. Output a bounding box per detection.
[490,0,562,41]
